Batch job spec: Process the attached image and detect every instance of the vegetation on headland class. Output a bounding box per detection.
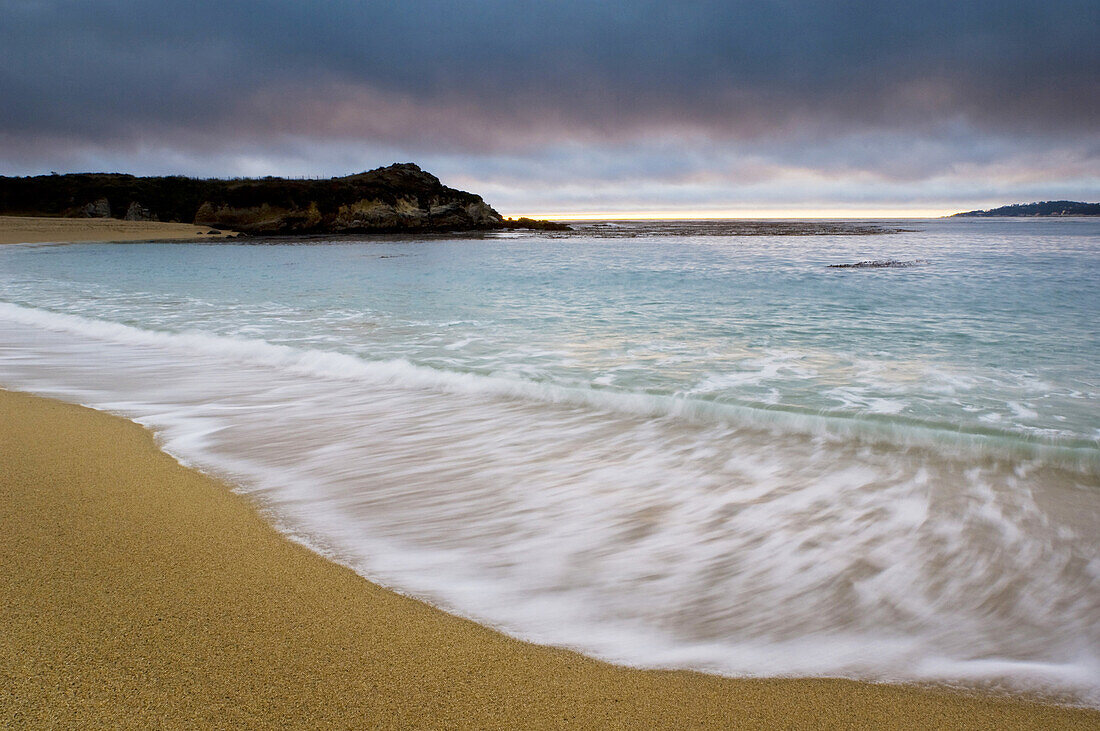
[951,201,1100,217]
[0,164,570,235]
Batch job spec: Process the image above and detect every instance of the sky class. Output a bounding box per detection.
[2,1,1098,217]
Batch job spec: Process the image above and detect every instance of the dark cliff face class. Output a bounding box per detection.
[0,164,505,234]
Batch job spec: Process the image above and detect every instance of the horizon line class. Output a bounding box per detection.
[507,209,956,221]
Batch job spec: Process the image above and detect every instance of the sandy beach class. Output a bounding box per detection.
[1,388,1095,728]
[0,215,237,245]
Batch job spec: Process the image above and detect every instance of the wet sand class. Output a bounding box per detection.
[0,215,236,244]
[1,388,1095,728]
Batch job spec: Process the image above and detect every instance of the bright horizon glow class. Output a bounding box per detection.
[506,208,956,220]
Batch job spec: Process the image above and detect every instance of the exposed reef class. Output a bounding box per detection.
[0,164,565,235]
[828,259,928,268]
[562,221,906,237]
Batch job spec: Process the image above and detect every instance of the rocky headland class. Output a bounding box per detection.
[0,164,568,235]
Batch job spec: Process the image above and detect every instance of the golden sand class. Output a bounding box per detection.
[0,215,237,244]
[1,388,1096,728]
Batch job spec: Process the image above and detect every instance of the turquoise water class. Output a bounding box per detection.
[1,218,1098,702]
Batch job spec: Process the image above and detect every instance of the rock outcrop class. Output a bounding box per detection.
[78,197,111,218]
[187,164,506,234]
[501,217,572,231]
[124,201,157,221]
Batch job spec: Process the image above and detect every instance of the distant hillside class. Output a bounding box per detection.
[0,164,568,234]
[951,201,1100,217]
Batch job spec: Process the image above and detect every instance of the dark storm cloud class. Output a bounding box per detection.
[1,0,1097,212]
[3,0,1097,149]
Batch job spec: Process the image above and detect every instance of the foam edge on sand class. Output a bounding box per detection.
[1,388,1096,729]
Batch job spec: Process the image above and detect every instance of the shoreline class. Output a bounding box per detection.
[1,388,1096,727]
[0,215,238,244]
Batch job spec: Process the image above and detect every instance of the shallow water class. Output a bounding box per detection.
[1,218,1097,703]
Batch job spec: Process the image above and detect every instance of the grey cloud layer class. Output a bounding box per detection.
[2,0,1097,209]
[4,0,1097,143]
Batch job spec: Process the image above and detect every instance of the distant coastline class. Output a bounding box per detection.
[951,201,1100,217]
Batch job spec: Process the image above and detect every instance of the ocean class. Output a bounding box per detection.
[1,218,1097,703]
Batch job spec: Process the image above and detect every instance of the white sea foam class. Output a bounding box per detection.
[1,303,1095,472]
[1,303,1098,705]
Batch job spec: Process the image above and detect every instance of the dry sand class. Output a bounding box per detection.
[0,215,236,244]
[1,388,1096,729]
